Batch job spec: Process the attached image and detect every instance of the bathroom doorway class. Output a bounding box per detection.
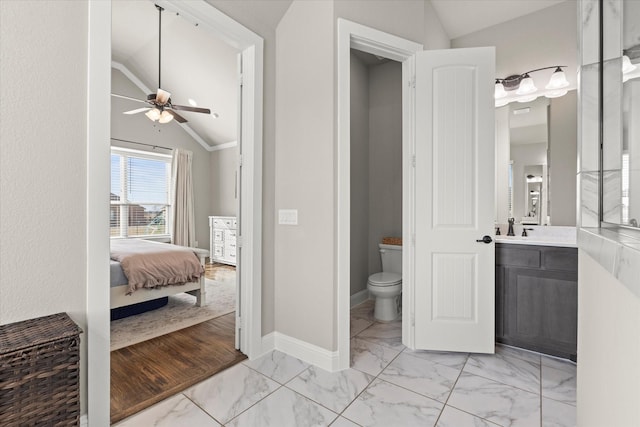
[349,49,403,320]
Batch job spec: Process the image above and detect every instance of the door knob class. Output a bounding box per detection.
[476,235,493,244]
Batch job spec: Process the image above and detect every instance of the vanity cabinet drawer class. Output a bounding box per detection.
[541,248,578,271]
[496,246,540,268]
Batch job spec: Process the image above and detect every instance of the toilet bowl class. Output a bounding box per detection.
[367,243,402,321]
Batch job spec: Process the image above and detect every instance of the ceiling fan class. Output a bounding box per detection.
[111,4,213,124]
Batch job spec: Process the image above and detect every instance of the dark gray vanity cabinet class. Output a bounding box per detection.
[495,243,578,360]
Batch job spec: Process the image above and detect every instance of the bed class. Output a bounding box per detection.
[110,239,209,309]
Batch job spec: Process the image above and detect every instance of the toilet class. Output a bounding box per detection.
[367,243,402,321]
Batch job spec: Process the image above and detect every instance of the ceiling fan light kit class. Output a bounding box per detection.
[112,4,214,124]
[494,65,570,106]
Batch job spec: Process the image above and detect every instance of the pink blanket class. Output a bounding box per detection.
[110,239,204,294]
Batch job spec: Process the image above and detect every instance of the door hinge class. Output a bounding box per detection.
[411,155,416,168]
[239,73,244,87]
[236,236,243,248]
[238,154,243,167]
[411,234,416,246]
[408,76,416,88]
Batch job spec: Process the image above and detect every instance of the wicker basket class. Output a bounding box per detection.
[0,313,82,426]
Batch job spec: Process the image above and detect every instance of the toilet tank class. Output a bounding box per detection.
[379,243,402,274]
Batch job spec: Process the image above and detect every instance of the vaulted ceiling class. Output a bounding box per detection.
[111,0,241,149]
[111,0,570,150]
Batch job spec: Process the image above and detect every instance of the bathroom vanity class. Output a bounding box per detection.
[495,229,577,360]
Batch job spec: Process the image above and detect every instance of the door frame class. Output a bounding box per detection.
[336,19,422,370]
[87,0,264,421]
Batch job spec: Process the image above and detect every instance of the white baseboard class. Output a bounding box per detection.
[258,332,275,358]
[80,414,88,427]
[262,332,340,372]
[350,289,370,308]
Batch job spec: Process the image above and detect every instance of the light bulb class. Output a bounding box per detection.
[494,81,507,99]
[622,55,637,74]
[158,110,174,124]
[546,67,569,89]
[145,108,161,121]
[516,74,537,95]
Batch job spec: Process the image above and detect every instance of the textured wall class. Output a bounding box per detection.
[0,0,88,412]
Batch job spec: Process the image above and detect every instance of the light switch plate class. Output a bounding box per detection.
[278,209,298,225]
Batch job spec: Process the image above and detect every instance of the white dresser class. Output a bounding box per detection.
[209,216,237,266]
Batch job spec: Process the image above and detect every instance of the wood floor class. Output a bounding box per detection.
[110,263,242,424]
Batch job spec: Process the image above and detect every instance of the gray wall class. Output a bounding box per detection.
[549,91,578,226]
[368,60,403,275]
[349,53,403,297]
[207,0,289,335]
[275,0,450,351]
[111,69,213,250]
[210,146,238,217]
[350,52,370,297]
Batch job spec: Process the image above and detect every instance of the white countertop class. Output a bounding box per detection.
[494,226,577,248]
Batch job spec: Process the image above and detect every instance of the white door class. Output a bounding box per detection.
[412,47,495,353]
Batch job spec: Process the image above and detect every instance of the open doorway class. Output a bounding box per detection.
[108,1,244,421]
[87,0,264,422]
[348,48,404,341]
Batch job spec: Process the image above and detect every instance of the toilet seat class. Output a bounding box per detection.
[368,272,402,287]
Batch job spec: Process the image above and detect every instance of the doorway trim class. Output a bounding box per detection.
[336,19,422,369]
[87,0,263,422]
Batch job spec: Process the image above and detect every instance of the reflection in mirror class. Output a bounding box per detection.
[602,0,640,228]
[497,97,550,225]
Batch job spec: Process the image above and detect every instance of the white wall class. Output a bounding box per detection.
[350,52,370,297]
[549,91,578,226]
[111,69,213,249]
[577,251,640,426]
[0,0,88,413]
[368,60,402,275]
[210,146,238,217]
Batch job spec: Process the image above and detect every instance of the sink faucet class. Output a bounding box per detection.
[507,218,515,236]
[522,228,534,237]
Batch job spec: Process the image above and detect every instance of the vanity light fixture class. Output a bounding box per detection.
[495,66,570,106]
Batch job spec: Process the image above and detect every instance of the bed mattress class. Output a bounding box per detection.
[110,260,128,288]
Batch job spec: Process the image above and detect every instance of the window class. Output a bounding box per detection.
[110,148,172,238]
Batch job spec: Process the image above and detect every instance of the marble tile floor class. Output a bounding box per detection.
[114,300,576,427]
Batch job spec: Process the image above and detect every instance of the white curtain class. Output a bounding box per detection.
[171,149,196,247]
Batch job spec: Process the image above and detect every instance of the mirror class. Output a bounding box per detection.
[602,0,640,228]
[497,97,554,225]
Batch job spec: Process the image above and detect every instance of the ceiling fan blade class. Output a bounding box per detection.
[170,104,212,114]
[123,107,152,115]
[156,88,171,105]
[166,109,187,123]
[111,93,149,104]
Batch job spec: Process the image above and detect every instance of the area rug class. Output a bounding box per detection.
[110,278,236,351]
